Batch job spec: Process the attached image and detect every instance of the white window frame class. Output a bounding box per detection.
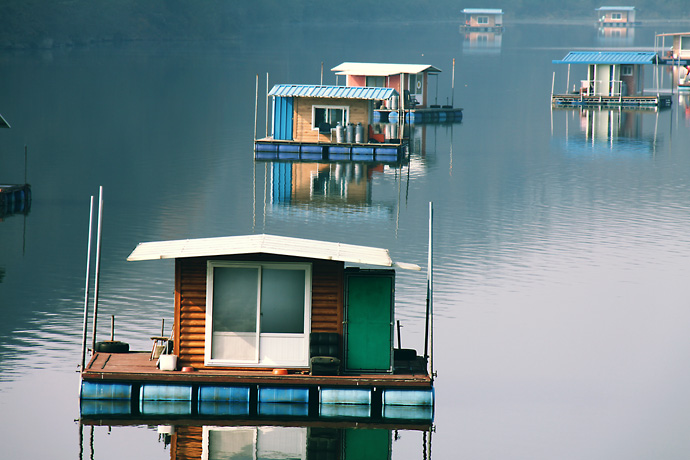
[611,12,622,20]
[477,16,489,24]
[621,65,633,77]
[204,261,312,367]
[311,105,349,130]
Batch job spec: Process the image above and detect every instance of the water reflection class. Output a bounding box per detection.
[597,26,635,46]
[461,30,502,55]
[551,107,661,157]
[79,420,433,460]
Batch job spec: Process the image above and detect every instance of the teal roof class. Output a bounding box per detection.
[462,8,503,15]
[596,6,635,11]
[269,85,397,100]
[553,51,657,65]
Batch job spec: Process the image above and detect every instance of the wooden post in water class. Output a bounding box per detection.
[265,72,270,138]
[451,58,455,108]
[90,187,104,353]
[80,196,95,371]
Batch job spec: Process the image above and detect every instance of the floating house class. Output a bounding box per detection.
[596,6,638,27]
[656,32,690,64]
[461,8,503,31]
[255,84,407,163]
[331,62,462,123]
[80,234,434,417]
[551,51,672,109]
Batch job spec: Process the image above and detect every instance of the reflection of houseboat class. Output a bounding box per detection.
[551,51,672,109]
[461,8,503,31]
[595,6,638,27]
[78,421,433,460]
[331,62,463,124]
[0,184,31,219]
[462,30,502,55]
[255,85,406,163]
[81,234,434,417]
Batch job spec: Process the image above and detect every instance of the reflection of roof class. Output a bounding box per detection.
[331,62,441,76]
[268,84,396,100]
[128,234,421,270]
[0,113,9,128]
[553,51,656,65]
[462,8,503,14]
[596,6,635,11]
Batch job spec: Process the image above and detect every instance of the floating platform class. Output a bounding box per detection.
[375,107,463,124]
[80,351,434,422]
[0,183,31,217]
[551,93,672,109]
[254,139,406,163]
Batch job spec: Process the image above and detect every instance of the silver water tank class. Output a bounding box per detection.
[335,122,344,143]
[390,95,399,110]
[355,123,364,143]
[346,123,355,143]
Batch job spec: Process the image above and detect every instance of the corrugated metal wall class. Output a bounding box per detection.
[273,96,293,140]
[175,256,344,369]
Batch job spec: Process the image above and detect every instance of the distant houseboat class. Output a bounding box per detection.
[330,62,463,124]
[656,32,690,65]
[254,84,407,163]
[596,6,638,27]
[551,51,672,109]
[80,234,434,419]
[461,8,503,31]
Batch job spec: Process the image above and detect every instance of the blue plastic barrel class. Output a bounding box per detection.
[80,381,132,400]
[258,386,309,404]
[140,384,193,401]
[382,388,434,406]
[319,403,371,419]
[320,388,371,405]
[258,402,309,417]
[383,404,434,420]
[80,399,131,416]
[198,385,250,402]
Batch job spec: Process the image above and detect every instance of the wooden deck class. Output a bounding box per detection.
[82,351,433,388]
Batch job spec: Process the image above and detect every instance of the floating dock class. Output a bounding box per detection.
[0,184,31,217]
[551,93,672,109]
[254,139,407,163]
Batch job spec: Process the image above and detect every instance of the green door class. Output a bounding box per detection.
[345,270,394,372]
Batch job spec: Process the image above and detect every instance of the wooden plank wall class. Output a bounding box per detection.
[293,97,370,143]
[175,256,344,369]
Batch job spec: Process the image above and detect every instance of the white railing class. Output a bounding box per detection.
[580,79,624,97]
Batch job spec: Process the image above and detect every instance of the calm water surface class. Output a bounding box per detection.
[2,21,690,459]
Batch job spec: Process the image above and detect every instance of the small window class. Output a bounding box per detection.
[477,16,488,24]
[312,106,348,130]
[366,76,385,87]
[621,65,633,76]
[611,13,622,20]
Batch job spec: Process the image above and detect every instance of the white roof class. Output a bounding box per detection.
[462,8,503,15]
[331,62,441,76]
[127,234,420,270]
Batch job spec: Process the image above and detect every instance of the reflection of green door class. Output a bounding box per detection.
[345,271,394,372]
[343,428,391,460]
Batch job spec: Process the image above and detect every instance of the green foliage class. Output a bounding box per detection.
[0,0,687,48]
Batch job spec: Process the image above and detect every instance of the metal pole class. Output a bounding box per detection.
[265,72,269,138]
[110,315,115,341]
[551,71,555,96]
[566,64,571,94]
[451,58,455,108]
[320,61,323,86]
[253,74,259,141]
[80,196,94,371]
[428,201,434,381]
[90,187,104,353]
[24,145,27,184]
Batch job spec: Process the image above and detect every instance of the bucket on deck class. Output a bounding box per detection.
[158,354,178,371]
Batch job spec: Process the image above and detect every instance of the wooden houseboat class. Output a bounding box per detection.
[461,8,503,31]
[551,51,672,109]
[254,84,408,163]
[80,234,434,419]
[596,6,638,27]
[330,62,462,124]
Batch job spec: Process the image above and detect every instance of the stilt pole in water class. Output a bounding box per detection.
[265,72,270,138]
[24,145,28,184]
[451,58,455,108]
[80,196,95,371]
[320,61,324,86]
[90,187,104,353]
[428,201,434,380]
[253,74,259,141]
[424,202,433,366]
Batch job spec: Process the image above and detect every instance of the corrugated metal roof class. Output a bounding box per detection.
[127,234,421,270]
[331,62,442,76]
[461,8,503,14]
[656,32,690,37]
[268,84,397,100]
[552,51,657,65]
[596,6,635,11]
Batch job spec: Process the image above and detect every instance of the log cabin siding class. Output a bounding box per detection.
[292,97,370,143]
[175,256,344,369]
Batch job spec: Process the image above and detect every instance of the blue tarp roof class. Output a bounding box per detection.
[268,85,397,100]
[552,51,657,65]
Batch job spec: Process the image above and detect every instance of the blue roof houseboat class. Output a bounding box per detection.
[255,84,407,163]
[461,8,503,31]
[596,6,638,27]
[80,234,434,419]
[551,51,672,109]
[330,62,462,124]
